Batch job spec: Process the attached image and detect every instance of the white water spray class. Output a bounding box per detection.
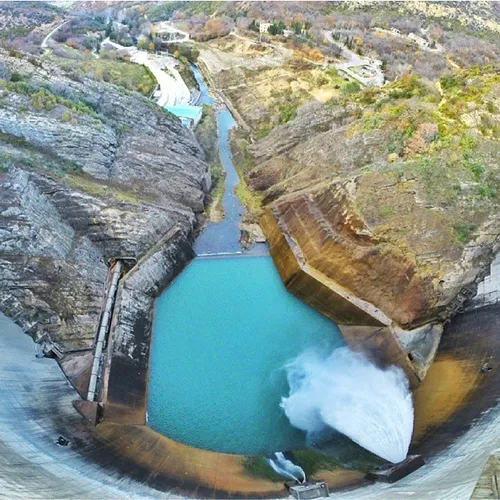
[281,347,414,464]
[266,452,306,483]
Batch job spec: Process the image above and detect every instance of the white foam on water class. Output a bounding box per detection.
[281,347,414,463]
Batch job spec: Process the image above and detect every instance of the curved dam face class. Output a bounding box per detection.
[2,302,500,498]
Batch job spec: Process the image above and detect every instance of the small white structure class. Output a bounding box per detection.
[390,28,402,35]
[283,29,294,37]
[259,22,272,34]
[408,32,430,48]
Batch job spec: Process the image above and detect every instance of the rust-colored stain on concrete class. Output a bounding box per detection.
[94,423,286,497]
[413,356,479,443]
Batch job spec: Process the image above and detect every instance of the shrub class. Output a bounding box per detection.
[278,103,297,124]
[342,81,361,94]
[440,75,460,92]
[453,222,476,243]
[61,110,73,123]
[31,89,57,111]
[477,184,497,198]
[469,161,484,181]
[10,72,23,82]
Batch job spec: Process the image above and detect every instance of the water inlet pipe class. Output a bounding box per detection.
[87,260,122,402]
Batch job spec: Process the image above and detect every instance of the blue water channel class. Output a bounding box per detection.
[148,256,344,454]
[148,65,343,455]
[191,64,247,256]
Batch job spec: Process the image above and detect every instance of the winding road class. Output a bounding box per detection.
[41,20,69,49]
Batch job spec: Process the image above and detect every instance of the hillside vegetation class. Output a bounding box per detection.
[247,65,500,327]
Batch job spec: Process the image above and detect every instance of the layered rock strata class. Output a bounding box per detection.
[0,51,210,352]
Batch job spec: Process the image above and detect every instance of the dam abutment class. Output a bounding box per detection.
[260,208,424,387]
[99,226,195,425]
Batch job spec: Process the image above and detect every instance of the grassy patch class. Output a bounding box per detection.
[0,152,12,173]
[242,456,284,482]
[1,80,102,121]
[55,57,156,96]
[66,174,141,204]
[235,177,263,212]
[0,132,30,148]
[255,127,271,139]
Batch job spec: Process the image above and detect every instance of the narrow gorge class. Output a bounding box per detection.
[1,2,500,499]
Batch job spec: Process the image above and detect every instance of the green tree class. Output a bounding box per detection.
[291,21,302,35]
[248,19,259,32]
[105,20,112,38]
[268,21,285,36]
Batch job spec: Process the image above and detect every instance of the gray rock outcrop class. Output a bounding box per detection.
[0,51,210,350]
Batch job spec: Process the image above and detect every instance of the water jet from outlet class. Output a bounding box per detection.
[266,452,306,483]
[281,347,414,464]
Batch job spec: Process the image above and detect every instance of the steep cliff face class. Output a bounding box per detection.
[0,51,210,349]
[251,70,500,330]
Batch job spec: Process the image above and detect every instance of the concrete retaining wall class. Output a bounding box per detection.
[101,227,194,424]
[467,253,500,311]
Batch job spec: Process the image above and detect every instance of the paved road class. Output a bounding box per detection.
[41,20,69,49]
[102,38,190,107]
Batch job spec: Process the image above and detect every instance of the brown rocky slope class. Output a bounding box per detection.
[248,69,500,368]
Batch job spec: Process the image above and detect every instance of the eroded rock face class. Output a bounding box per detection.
[251,73,500,331]
[0,51,210,349]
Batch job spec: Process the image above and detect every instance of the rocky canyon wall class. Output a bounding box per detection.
[0,50,210,352]
[249,69,500,382]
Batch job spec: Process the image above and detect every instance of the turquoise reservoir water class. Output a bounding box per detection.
[148,256,344,455]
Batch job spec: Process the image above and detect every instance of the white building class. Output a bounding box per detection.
[408,32,430,48]
[259,22,272,34]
